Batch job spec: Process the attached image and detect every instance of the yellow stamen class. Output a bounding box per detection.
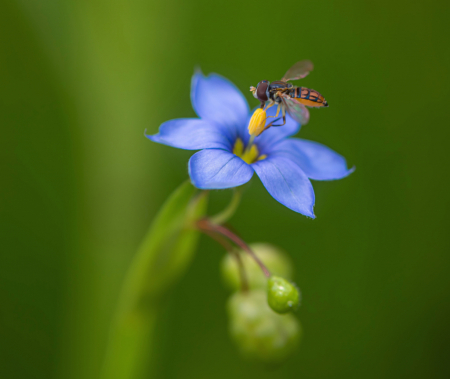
[232,138,266,164]
[232,137,244,156]
[248,108,267,136]
[242,144,259,164]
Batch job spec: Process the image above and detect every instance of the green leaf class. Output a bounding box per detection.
[102,181,207,379]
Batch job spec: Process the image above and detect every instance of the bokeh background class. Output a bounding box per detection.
[1,0,450,378]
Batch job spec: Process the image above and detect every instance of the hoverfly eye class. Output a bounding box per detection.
[256,81,269,102]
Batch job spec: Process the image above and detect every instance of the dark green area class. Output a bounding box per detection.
[1,0,449,378]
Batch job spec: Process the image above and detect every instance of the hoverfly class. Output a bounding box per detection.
[250,60,328,128]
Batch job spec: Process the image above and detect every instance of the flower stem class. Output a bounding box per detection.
[197,218,271,278]
[200,228,249,292]
[101,182,207,379]
[210,188,242,225]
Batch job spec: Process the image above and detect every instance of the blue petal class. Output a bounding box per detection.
[252,155,315,217]
[189,149,254,189]
[146,118,231,150]
[253,105,301,153]
[274,138,355,180]
[191,70,249,141]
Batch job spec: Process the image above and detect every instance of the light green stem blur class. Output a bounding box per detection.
[102,182,208,379]
[210,188,243,225]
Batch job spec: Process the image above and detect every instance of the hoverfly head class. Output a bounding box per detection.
[255,80,269,102]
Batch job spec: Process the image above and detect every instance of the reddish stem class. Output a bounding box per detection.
[200,227,249,292]
[197,218,271,278]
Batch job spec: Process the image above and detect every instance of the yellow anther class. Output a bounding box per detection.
[233,137,244,156]
[248,108,267,136]
[241,144,259,164]
[233,138,263,164]
[257,154,267,161]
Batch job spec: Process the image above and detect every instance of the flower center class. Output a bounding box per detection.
[233,138,267,164]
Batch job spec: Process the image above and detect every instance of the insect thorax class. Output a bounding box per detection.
[269,81,292,91]
[268,81,293,102]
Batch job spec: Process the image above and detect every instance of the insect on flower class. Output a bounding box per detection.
[146,69,353,217]
[250,60,328,130]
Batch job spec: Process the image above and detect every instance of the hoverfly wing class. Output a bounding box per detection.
[281,60,314,82]
[280,93,310,125]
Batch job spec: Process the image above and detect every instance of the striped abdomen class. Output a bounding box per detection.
[291,87,328,107]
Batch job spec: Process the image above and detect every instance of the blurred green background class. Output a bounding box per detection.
[1,0,449,378]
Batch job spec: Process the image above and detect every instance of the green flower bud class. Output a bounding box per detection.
[227,290,301,363]
[267,276,300,314]
[221,243,293,291]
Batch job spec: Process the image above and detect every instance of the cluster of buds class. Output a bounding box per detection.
[221,243,302,363]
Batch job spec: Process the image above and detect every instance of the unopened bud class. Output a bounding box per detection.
[227,290,301,363]
[267,276,300,314]
[221,243,293,291]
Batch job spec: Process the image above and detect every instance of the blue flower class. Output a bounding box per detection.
[146,71,354,218]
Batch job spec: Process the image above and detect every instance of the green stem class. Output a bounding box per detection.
[101,181,208,379]
[210,188,242,225]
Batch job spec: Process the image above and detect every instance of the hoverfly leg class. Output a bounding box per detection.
[268,115,286,127]
[264,117,282,130]
[275,104,281,118]
[265,103,280,119]
[267,103,286,127]
[262,102,286,131]
[263,100,276,112]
